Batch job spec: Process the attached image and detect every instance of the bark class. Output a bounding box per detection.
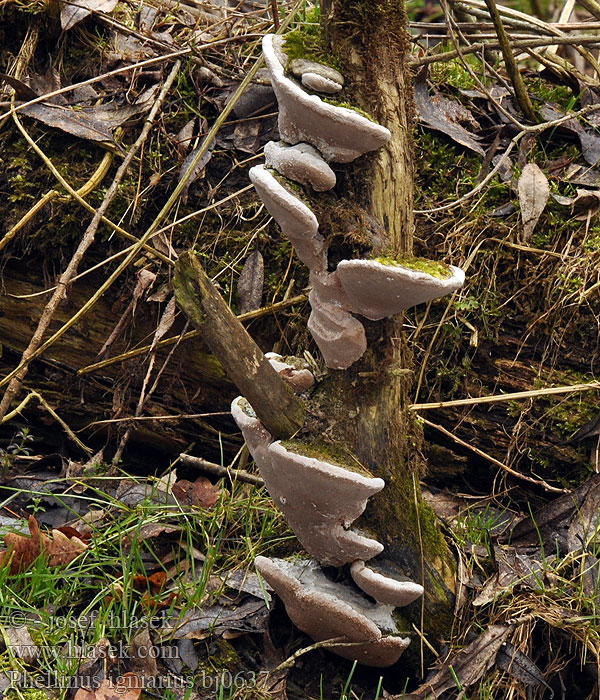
[320,0,457,649]
[173,251,305,439]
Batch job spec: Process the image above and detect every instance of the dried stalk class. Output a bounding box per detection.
[410,381,600,410]
[0,61,182,419]
[417,416,568,493]
[77,294,308,375]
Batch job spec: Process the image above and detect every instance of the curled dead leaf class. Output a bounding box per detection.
[518,163,549,242]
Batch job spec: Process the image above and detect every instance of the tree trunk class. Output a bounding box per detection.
[319,0,457,653]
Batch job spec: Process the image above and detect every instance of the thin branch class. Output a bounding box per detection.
[417,415,568,493]
[77,294,307,375]
[0,62,182,417]
[410,381,600,410]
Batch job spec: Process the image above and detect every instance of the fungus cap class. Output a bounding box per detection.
[249,164,326,271]
[287,57,345,87]
[255,556,410,667]
[264,141,336,191]
[263,34,391,163]
[350,560,424,606]
[264,441,384,565]
[231,396,273,468]
[265,352,315,394]
[301,72,343,94]
[306,272,367,369]
[336,258,466,321]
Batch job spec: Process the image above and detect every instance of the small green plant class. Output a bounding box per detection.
[1,427,35,476]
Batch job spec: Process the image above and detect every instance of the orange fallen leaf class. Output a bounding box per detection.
[172,476,220,508]
[0,516,87,575]
[74,674,142,700]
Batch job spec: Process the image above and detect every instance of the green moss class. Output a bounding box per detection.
[281,26,341,71]
[321,98,377,122]
[372,253,453,279]
[279,438,374,477]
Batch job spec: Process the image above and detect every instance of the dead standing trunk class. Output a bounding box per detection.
[319,0,457,648]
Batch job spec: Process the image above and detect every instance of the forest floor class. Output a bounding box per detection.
[2,0,600,697]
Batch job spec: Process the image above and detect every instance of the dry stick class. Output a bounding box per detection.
[77,293,308,375]
[478,0,531,121]
[112,303,184,465]
[173,251,305,438]
[0,1,305,396]
[0,39,247,124]
[417,415,568,494]
[0,62,182,420]
[0,145,114,253]
[178,453,264,486]
[413,33,600,66]
[410,381,600,410]
[1,391,91,454]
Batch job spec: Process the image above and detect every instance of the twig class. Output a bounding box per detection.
[178,453,264,486]
[77,294,307,375]
[1,391,91,455]
[417,415,568,493]
[412,35,600,67]
[0,62,182,418]
[410,381,600,410]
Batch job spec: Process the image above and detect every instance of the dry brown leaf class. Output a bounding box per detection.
[0,515,86,575]
[61,0,119,31]
[518,163,549,241]
[74,674,142,700]
[400,625,512,699]
[172,476,220,508]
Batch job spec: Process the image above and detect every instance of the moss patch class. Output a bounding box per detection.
[279,438,373,477]
[372,253,453,279]
[322,97,377,122]
[282,21,341,71]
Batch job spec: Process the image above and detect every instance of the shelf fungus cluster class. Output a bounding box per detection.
[250,34,465,370]
[232,392,423,667]
[231,33,466,667]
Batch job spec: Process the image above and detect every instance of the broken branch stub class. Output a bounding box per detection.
[173,251,304,439]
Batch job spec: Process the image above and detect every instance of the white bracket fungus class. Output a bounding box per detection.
[249,164,326,271]
[263,34,391,163]
[350,560,424,606]
[264,141,336,191]
[265,352,315,394]
[255,556,411,667]
[336,259,466,321]
[301,72,344,94]
[231,396,384,566]
[287,57,345,89]
[230,30,460,667]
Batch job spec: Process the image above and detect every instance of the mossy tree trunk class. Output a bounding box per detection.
[319,0,457,655]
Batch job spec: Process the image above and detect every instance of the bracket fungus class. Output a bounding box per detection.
[336,258,466,321]
[350,560,424,606]
[264,141,336,191]
[231,397,384,567]
[263,34,391,162]
[255,556,411,668]
[229,30,465,668]
[249,164,326,271]
[265,352,315,394]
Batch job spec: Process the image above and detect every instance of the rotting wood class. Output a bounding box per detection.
[173,250,305,439]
